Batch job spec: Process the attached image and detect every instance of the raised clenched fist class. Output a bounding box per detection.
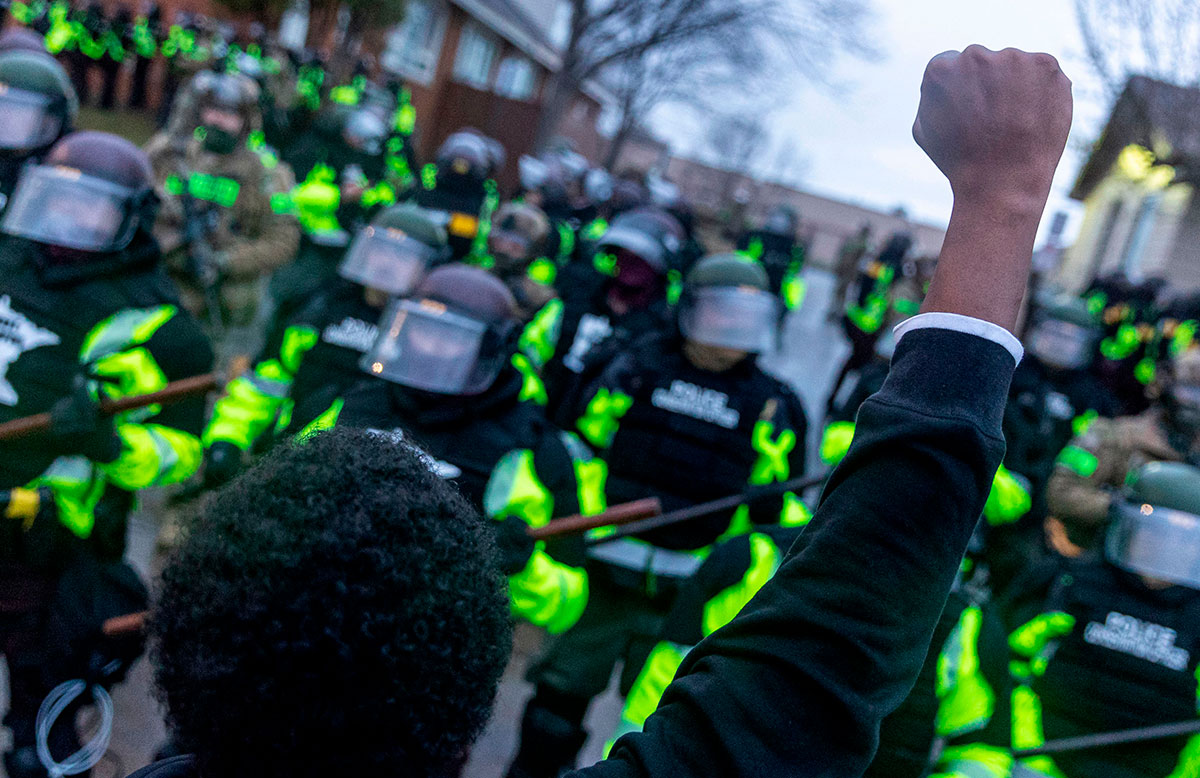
[913,45,1072,210]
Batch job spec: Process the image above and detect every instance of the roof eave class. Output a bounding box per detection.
[450,0,562,72]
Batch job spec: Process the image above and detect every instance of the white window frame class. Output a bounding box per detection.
[453,21,500,90]
[494,56,536,100]
[381,0,448,86]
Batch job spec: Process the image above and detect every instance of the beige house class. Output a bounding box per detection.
[1057,76,1200,292]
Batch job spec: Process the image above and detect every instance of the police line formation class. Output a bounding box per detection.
[0,19,1194,778]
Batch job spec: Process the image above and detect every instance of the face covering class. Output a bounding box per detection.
[608,251,662,312]
[202,126,239,155]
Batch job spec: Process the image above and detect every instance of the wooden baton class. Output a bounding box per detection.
[102,611,149,638]
[0,373,220,442]
[528,498,663,541]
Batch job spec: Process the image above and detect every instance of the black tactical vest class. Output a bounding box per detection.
[1033,563,1200,778]
[604,340,784,550]
[0,237,193,489]
[332,369,574,513]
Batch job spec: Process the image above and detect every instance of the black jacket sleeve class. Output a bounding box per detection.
[578,327,1015,777]
[141,309,215,437]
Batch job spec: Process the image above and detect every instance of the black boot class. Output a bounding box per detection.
[507,688,591,778]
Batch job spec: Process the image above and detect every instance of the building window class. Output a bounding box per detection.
[453,22,499,89]
[495,56,536,100]
[381,0,447,85]
[1120,192,1162,281]
[1089,198,1125,279]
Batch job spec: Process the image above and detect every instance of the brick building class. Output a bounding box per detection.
[358,0,608,186]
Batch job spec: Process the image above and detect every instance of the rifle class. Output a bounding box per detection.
[177,180,225,334]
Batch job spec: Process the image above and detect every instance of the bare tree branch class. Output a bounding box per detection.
[1075,0,1200,97]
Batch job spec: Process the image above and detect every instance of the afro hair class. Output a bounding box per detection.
[151,428,512,778]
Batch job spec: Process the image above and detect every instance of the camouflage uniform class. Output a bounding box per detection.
[147,133,299,327]
[1046,410,1182,542]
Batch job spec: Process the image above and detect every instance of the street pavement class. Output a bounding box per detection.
[1,267,853,778]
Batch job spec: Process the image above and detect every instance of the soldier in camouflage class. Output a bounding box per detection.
[147,71,299,334]
[1046,348,1200,556]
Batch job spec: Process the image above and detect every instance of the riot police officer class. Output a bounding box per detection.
[1046,348,1200,558]
[508,253,809,777]
[0,131,213,778]
[268,103,401,330]
[411,130,500,261]
[147,71,299,338]
[991,295,1120,586]
[828,231,918,412]
[482,200,554,321]
[202,204,450,485]
[946,462,1200,778]
[0,50,77,197]
[298,264,601,635]
[737,204,806,312]
[535,207,684,416]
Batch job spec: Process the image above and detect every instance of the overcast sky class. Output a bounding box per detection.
[658,0,1114,242]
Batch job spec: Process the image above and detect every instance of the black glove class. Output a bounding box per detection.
[48,376,122,463]
[204,440,244,487]
[493,516,536,576]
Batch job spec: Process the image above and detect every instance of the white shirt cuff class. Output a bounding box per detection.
[893,312,1023,365]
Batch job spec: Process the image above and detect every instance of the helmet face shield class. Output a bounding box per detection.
[0,86,60,151]
[2,164,138,251]
[680,286,778,353]
[361,298,506,395]
[1029,319,1097,371]
[338,226,436,296]
[1108,500,1200,589]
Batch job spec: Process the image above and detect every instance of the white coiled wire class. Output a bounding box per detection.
[35,679,114,777]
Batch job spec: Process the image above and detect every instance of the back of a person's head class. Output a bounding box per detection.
[152,428,512,778]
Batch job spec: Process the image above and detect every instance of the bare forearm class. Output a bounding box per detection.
[921,196,1044,331]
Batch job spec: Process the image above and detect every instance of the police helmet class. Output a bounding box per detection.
[1,131,157,254]
[436,131,492,185]
[361,264,519,395]
[679,253,777,354]
[338,204,450,297]
[1027,295,1102,372]
[0,27,49,55]
[596,207,684,275]
[0,50,78,155]
[1109,462,1200,589]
